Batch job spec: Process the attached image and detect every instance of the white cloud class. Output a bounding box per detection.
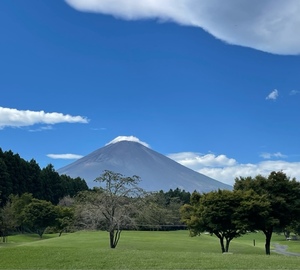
[168,152,236,167]
[106,136,150,148]
[260,152,287,159]
[168,152,300,186]
[266,89,279,100]
[65,0,300,55]
[47,153,84,159]
[0,107,89,129]
[290,90,300,95]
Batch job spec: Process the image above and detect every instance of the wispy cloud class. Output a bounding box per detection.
[260,152,287,159]
[65,0,300,55]
[91,127,107,131]
[106,136,150,148]
[47,153,84,159]
[0,107,89,129]
[168,151,298,185]
[289,90,300,95]
[266,89,279,100]
[29,126,54,132]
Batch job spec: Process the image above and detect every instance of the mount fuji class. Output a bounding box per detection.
[57,139,232,193]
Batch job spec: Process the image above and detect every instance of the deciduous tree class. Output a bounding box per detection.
[136,192,184,230]
[181,190,246,253]
[234,171,300,255]
[21,199,58,238]
[80,170,145,248]
[10,193,34,231]
[55,205,74,236]
[0,201,17,242]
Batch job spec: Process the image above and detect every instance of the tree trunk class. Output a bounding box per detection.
[263,229,273,255]
[37,229,44,239]
[225,238,232,252]
[218,236,225,253]
[283,230,290,240]
[109,229,122,249]
[109,230,116,248]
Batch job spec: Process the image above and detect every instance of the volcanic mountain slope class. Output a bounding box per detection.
[57,140,232,193]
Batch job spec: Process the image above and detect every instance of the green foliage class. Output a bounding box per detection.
[289,220,300,236]
[162,188,191,205]
[182,171,300,256]
[21,199,58,238]
[0,158,12,204]
[9,193,34,229]
[133,188,190,231]
[181,189,246,253]
[234,171,300,255]
[0,148,88,206]
[40,165,63,204]
[0,201,17,242]
[55,206,74,236]
[136,191,185,230]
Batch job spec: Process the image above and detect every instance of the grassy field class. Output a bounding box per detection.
[1,230,300,269]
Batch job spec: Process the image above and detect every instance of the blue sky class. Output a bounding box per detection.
[1,0,300,186]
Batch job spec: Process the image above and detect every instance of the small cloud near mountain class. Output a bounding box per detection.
[47,154,84,159]
[106,136,150,148]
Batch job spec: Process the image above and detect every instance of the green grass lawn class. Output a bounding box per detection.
[1,230,300,269]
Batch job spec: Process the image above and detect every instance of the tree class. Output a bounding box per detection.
[40,164,64,204]
[55,205,74,236]
[181,190,246,253]
[0,201,17,242]
[288,220,300,237]
[163,188,191,205]
[27,159,42,199]
[234,171,300,255]
[136,192,184,230]
[0,158,12,206]
[21,199,58,238]
[60,175,88,198]
[81,170,145,248]
[0,149,88,205]
[10,193,34,231]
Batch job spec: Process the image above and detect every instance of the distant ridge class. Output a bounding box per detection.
[57,140,232,193]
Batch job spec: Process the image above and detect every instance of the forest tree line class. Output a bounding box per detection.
[0,148,89,206]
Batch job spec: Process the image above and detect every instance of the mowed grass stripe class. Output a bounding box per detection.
[1,231,300,269]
